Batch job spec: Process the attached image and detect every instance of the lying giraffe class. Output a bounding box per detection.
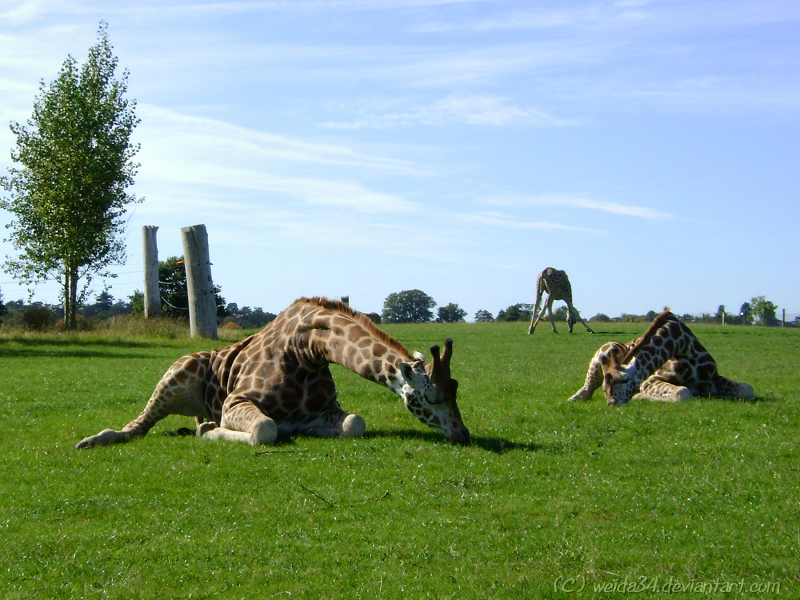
[77,297,470,448]
[568,309,754,405]
[528,267,594,335]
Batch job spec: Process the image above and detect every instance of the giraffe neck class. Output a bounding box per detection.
[625,320,698,387]
[290,301,412,397]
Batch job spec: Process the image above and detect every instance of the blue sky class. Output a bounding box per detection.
[1,0,798,321]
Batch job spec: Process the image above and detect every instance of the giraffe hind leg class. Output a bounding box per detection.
[567,345,609,401]
[76,353,210,449]
[712,376,755,400]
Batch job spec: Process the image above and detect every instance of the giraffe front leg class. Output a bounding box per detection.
[528,294,544,334]
[569,307,595,334]
[634,377,693,402]
[304,410,367,439]
[200,398,278,445]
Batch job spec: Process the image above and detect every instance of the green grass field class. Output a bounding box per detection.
[1,322,797,599]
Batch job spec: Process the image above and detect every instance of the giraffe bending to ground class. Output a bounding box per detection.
[528,267,595,335]
[77,297,470,448]
[568,309,754,405]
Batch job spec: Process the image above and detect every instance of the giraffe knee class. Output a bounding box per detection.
[340,414,366,438]
[249,418,278,446]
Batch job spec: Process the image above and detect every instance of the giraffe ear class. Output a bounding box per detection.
[398,362,415,383]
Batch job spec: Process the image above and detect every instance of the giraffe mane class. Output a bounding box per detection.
[621,307,679,364]
[296,296,413,360]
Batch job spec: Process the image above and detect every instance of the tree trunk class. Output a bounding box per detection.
[69,268,78,329]
[62,266,79,329]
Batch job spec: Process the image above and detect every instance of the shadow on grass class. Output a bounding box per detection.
[0,336,198,359]
[364,428,549,454]
[162,427,554,454]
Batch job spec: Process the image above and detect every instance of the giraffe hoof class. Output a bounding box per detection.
[341,414,366,438]
[250,419,278,446]
[197,422,219,437]
[76,429,122,449]
[673,387,692,402]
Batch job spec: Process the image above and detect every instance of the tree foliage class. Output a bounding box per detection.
[0,23,141,329]
[739,302,752,325]
[223,303,277,329]
[474,309,494,322]
[495,303,532,322]
[382,290,436,323]
[157,256,227,321]
[750,296,778,326]
[436,303,467,323]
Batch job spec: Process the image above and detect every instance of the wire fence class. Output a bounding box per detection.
[671,311,800,328]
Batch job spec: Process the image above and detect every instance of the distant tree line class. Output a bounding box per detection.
[380,291,791,327]
[0,255,276,331]
[0,282,791,332]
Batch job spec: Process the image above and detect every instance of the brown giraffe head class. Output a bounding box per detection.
[397,338,470,445]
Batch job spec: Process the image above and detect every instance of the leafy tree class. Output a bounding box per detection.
[0,24,141,329]
[589,313,612,322]
[157,256,227,321]
[128,290,144,315]
[750,296,778,326]
[495,303,532,322]
[553,306,568,322]
[436,303,467,323]
[474,309,494,322]
[715,305,726,318]
[739,302,752,325]
[0,288,6,325]
[223,303,276,329]
[382,290,436,323]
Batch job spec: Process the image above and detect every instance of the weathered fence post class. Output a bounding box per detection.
[142,226,161,319]
[181,224,218,339]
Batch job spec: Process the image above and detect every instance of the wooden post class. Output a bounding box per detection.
[142,226,161,319]
[181,224,218,339]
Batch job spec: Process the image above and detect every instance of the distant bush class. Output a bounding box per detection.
[589,313,612,322]
[22,304,56,331]
[496,304,533,322]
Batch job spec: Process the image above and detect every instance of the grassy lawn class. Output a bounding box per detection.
[0,322,797,599]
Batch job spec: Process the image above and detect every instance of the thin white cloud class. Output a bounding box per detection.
[459,211,603,233]
[481,194,675,220]
[134,105,421,214]
[322,94,578,129]
[137,105,424,174]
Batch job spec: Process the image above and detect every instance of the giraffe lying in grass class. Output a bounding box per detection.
[77,297,470,448]
[568,309,754,405]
